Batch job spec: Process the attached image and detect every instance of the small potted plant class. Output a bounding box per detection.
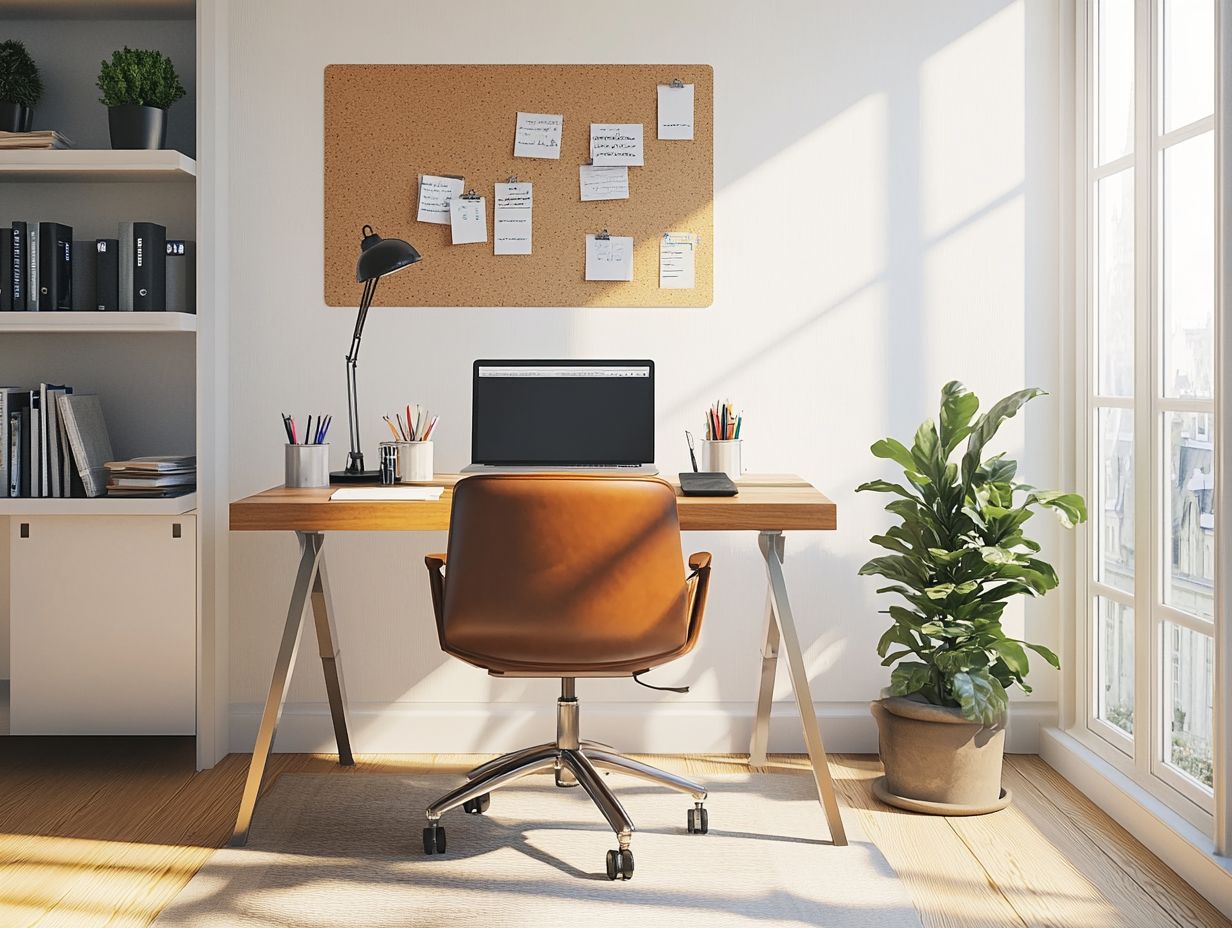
[0,40,43,132]
[96,46,185,150]
[857,382,1086,814]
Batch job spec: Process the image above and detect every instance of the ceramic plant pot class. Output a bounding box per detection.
[0,101,33,132]
[870,692,1012,815]
[107,104,167,149]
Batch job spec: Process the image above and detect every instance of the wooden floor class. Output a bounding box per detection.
[0,738,1225,927]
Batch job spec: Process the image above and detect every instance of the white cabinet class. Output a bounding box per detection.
[9,515,196,735]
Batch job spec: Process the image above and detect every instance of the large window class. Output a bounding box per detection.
[1081,0,1218,827]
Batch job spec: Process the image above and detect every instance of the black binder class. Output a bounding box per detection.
[132,221,166,311]
[678,472,738,496]
[95,239,119,311]
[38,222,73,311]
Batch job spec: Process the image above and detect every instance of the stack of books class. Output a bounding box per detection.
[0,130,74,150]
[1,385,113,498]
[1,219,196,312]
[105,455,196,498]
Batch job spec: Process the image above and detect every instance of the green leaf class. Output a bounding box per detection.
[939,381,980,455]
[990,639,1029,675]
[979,546,1022,566]
[856,479,921,502]
[890,662,932,697]
[1027,490,1089,529]
[961,388,1046,489]
[950,669,1009,725]
[871,437,918,473]
[1024,641,1061,669]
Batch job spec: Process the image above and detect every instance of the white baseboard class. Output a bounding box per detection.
[1040,727,1232,919]
[229,699,1055,755]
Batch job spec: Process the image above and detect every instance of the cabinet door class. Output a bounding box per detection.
[10,515,195,734]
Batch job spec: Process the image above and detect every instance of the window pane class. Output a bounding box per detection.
[1164,412,1215,619]
[1097,407,1135,592]
[1097,0,1135,163]
[1163,132,1214,399]
[1096,597,1134,735]
[1163,623,1214,790]
[1096,168,1135,395]
[1163,0,1214,132]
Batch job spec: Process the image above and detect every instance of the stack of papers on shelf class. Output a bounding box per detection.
[0,130,75,150]
[105,454,196,497]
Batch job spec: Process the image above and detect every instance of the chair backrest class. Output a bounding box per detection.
[437,475,694,675]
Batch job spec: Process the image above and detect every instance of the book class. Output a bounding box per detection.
[0,387,24,496]
[71,240,96,312]
[29,389,40,496]
[38,222,72,312]
[132,222,167,311]
[105,486,193,498]
[0,130,74,150]
[11,221,25,310]
[166,240,196,313]
[95,239,119,311]
[118,221,133,311]
[56,393,113,497]
[109,472,196,488]
[0,228,10,310]
[27,219,38,311]
[105,454,196,473]
[39,383,71,497]
[8,408,26,496]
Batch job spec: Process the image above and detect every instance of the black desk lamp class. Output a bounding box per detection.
[331,224,422,483]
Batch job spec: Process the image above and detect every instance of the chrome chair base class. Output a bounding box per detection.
[422,680,709,879]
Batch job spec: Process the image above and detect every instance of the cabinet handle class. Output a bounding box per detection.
[172,523,182,539]
[19,522,29,538]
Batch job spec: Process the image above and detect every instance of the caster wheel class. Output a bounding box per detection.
[605,847,634,880]
[422,825,447,855]
[687,807,709,834]
[463,793,491,814]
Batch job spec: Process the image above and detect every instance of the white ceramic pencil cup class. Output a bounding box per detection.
[397,441,434,483]
[700,439,742,482]
[285,444,330,488]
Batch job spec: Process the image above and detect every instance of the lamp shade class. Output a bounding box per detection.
[356,225,421,282]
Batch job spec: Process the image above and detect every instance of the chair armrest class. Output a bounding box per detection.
[424,554,447,633]
[685,552,713,645]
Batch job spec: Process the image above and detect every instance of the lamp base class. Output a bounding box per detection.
[330,468,382,484]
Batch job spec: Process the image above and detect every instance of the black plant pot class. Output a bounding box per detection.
[0,101,33,133]
[107,104,167,150]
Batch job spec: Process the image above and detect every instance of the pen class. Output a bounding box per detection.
[685,430,699,472]
[289,416,298,445]
[320,415,332,443]
[281,413,294,444]
[305,415,313,446]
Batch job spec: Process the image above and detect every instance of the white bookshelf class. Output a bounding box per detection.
[0,311,196,333]
[0,492,196,516]
[0,149,196,182]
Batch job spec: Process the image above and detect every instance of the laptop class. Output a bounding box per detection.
[461,359,658,475]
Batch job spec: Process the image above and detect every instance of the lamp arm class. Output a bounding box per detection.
[344,277,378,473]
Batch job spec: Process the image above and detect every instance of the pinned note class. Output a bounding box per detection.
[590,123,644,166]
[660,232,699,289]
[579,164,629,201]
[417,174,464,225]
[450,195,487,245]
[514,112,564,159]
[584,233,634,281]
[657,83,695,140]
[494,182,533,255]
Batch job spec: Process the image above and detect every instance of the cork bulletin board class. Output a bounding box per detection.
[323,64,713,308]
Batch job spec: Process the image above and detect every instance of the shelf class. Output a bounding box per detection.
[0,312,196,334]
[0,149,196,183]
[0,493,196,516]
[0,0,193,19]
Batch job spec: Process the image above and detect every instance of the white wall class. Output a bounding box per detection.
[226,0,1064,754]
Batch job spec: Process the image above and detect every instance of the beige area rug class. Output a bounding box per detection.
[155,771,923,927]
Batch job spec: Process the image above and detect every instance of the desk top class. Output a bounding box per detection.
[230,474,837,533]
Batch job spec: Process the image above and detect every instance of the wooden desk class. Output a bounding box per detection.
[229,474,846,848]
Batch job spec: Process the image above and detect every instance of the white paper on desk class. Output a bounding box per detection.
[416,174,464,225]
[579,164,629,201]
[584,234,634,281]
[659,231,698,289]
[330,486,444,501]
[514,112,563,159]
[450,196,487,245]
[590,123,644,166]
[493,182,533,255]
[657,83,695,140]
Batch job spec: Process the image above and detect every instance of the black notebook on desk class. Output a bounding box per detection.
[679,472,738,496]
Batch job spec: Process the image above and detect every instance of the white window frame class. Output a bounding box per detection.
[1072,0,1225,839]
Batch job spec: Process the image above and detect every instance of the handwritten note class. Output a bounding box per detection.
[584,234,634,281]
[659,232,699,289]
[494,182,533,255]
[416,174,464,225]
[579,164,629,201]
[657,83,695,140]
[590,123,644,166]
[514,112,563,160]
[450,196,487,245]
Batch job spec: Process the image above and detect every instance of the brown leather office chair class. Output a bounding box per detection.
[422,474,713,880]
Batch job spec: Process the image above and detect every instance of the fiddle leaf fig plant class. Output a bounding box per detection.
[856,382,1087,726]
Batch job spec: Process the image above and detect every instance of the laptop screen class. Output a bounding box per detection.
[472,360,654,465]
